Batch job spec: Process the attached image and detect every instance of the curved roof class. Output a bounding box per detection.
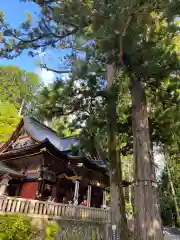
[24,117,79,152]
[0,117,107,170]
[23,117,107,169]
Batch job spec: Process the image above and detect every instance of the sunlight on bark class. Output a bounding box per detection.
[148,220,161,237]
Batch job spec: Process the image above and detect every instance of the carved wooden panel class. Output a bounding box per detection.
[12,133,36,149]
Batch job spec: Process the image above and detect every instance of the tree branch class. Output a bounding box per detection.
[122,15,133,37]
[41,17,74,39]
[7,29,47,44]
[4,25,79,51]
[41,64,72,74]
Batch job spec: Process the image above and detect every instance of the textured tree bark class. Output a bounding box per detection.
[106,64,129,240]
[131,75,163,240]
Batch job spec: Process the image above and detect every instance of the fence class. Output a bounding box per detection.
[0,196,110,223]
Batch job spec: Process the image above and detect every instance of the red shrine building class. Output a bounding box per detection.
[0,117,130,208]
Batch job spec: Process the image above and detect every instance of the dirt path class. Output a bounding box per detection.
[164,227,180,240]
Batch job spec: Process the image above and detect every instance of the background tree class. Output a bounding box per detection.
[158,163,180,227]
[37,55,131,152]
[0,65,41,115]
[51,118,80,137]
[146,31,180,227]
[0,101,20,142]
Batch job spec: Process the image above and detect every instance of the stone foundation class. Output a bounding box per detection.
[31,215,109,240]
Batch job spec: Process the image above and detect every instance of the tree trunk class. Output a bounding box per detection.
[106,64,129,240]
[19,98,25,116]
[131,75,163,240]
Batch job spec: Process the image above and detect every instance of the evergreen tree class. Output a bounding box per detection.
[37,56,132,156]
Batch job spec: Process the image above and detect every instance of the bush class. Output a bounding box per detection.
[92,230,97,240]
[0,214,38,240]
[44,221,59,240]
[159,195,175,226]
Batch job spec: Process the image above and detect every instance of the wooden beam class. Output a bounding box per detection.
[73,180,79,205]
[102,189,107,208]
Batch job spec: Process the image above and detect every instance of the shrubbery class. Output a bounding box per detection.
[44,221,59,240]
[0,214,38,240]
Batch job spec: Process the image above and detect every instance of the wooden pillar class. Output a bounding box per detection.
[73,180,79,205]
[36,180,43,199]
[87,184,91,207]
[102,189,106,208]
[15,184,21,196]
[0,174,11,196]
[52,183,57,202]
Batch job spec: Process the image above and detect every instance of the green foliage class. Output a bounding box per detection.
[36,52,132,156]
[0,101,20,142]
[44,221,59,240]
[0,0,178,59]
[51,118,80,137]
[158,165,180,227]
[37,57,108,155]
[0,214,38,240]
[159,194,175,226]
[170,164,180,201]
[0,65,41,115]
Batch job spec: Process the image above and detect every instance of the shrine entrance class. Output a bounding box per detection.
[56,178,74,204]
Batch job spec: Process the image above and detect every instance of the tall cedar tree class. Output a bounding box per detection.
[37,60,132,158]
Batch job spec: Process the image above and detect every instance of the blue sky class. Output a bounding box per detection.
[0,0,39,72]
[0,0,71,84]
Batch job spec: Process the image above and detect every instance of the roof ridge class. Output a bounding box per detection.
[25,116,58,135]
[25,116,79,140]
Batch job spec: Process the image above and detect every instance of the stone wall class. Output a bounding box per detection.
[56,220,106,240]
[31,216,110,240]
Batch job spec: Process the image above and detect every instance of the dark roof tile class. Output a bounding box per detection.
[24,117,79,151]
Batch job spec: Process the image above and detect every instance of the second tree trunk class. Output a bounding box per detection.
[107,64,129,240]
[131,76,163,240]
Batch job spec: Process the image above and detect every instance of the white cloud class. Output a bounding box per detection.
[60,73,70,80]
[36,68,55,85]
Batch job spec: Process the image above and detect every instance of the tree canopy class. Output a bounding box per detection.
[0,65,41,142]
[0,101,20,142]
[0,65,41,115]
